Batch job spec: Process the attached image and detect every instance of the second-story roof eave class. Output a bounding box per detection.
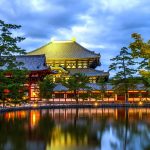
[68,68,109,77]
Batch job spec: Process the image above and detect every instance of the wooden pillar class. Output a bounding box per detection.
[76,59,78,68]
[107,91,109,102]
[29,82,32,101]
[115,93,117,102]
[64,60,66,68]
[88,59,90,68]
[65,92,66,103]
[53,92,54,104]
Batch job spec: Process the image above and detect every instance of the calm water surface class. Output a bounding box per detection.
[0,108,150,150]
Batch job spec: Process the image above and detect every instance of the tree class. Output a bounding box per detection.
[62,73,90,103]
[7,70,28,106]
[109,47,137,103]
[129,33,150,58]
[78,92,89,102]
[0,20,26,68]
[0,20,27,107]
[129,33,150,91]
[0,69,28,107]
[0,71,11,106]
[38,76,55,102]
[97,77,107,102]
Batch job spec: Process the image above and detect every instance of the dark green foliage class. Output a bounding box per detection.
[0,20,27,106]
[109,47,137,79]
[0,70,28,106]
[129,33,150,71]
[109,47,137,102]
[129,33,150,58]
[0,20,26,69]
[62,73,90,102]
[97,77,107,101]
[79,92,89,101]
[39,76,55,100]
[7,70,28,105]
[0,71,10,101]
[129,33,150,91]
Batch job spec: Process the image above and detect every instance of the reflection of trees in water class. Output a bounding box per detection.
[101,109,150,150]
[97,116,108,150]
[0,116,28,150]
[30,112,55,149]
[0,109,150,150]
[61,108,98,146]
[0,111,55,150]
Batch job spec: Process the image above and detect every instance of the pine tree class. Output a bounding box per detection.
[39,76,55,102]
[97,77,107,102]
[62,73,90,103]
[0,20,27,107]
[0,20,26,69]
[109,47,137,103]
[7,70,28,106]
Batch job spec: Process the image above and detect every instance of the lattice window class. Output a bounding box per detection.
[78,61,88,68]
[66,61,76,68]
[89,77,97,83]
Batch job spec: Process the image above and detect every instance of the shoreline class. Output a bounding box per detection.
[0,103,150,113]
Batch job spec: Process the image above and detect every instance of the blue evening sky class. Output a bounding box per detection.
[0,0,150,75]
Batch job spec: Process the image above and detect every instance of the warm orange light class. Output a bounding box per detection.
[30,111,40,129]
[33,92,36,97]
[94,102,98,107]
[138,101,143,106]
[22,96,28,100]
[33,103,38,107]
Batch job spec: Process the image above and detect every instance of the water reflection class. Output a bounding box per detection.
[0,108,150,150]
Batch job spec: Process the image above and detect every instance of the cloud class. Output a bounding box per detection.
[0,0,150,75]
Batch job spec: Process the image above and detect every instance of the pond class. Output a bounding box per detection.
[0,108,150,150]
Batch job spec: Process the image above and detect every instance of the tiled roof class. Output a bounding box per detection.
[68,68,109,77]
[0,55,49,71]
[106,83,146,91]
[129,84,146,90]
[28,41,100,59]
[53,83,68,91]
[86,83,100,90]
[53,83,147,92]
[86,83,113,90]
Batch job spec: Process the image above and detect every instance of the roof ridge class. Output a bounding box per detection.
[52,40,74,43]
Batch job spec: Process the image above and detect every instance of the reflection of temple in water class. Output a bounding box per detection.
[1,108,150,150]
[3,108,150,123]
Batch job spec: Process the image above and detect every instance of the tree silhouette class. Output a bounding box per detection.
[109,47,137,103]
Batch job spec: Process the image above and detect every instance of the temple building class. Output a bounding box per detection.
[16,55,52,100]
[28,40,109,83]
[0,55,53,101]
[1,41,149,102]
[27,39,149,103]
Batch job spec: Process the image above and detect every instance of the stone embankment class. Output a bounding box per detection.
[0,103,150,113]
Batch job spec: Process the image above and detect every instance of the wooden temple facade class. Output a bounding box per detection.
[28,40,109,83]
[21,55,51,99]
[27,39,149,103]
[1,55,53,101]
